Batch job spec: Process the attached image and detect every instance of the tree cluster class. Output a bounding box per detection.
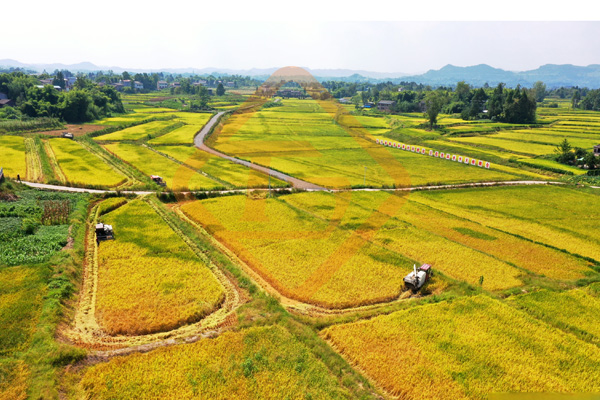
[0,72,124,123]
[555,139,599,169]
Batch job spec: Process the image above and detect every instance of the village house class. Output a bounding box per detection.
[594,144,600,157]
[377,100,396,112]
[134,81,143,90]
[157,81,168,90]
[0,99,15,108]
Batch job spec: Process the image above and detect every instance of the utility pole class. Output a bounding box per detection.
[364,166,367,187]
[268,173,271,198]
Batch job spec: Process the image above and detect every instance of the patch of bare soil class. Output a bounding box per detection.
[31,124,105,137]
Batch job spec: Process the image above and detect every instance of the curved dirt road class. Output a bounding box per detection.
[193,111,327,190]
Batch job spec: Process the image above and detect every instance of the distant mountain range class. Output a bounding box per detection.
[1,59,599,88]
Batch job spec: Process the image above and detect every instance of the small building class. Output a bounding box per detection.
[112,83,124,91]
[594,144,600,157]
[171,82,181,88]
[0,99,15,108]
[338,98,351,104]
[61,132,74,139]
[377,100,396,112]
[121,79,132,88]
[157,81,168,90]
[362,102,374,109]
[134,81,143,90]
[226,81,235,88]
[39,78,53,85]
[0,92,7,100]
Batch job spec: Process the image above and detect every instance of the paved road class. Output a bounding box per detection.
[20,180,570,195]
[193,111,326,190]
[19,181,155,195]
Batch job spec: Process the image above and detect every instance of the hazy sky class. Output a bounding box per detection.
[3,1,600,74]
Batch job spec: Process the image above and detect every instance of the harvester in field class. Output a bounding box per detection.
[151,175,166,186]
[403,264,432,292]
[95,222,114,244]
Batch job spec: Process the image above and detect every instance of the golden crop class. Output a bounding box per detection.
[96,199,225,335]
[49,138,126,187]
[78,325,349,400]
[0,135,26,179]
[323,295,600,399]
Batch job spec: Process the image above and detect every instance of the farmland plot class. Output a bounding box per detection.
[0,135,26,179]
[96,199,225,335]
[49,138,126,187]
[77,326,351,400]
[103,143,223,190]
[322,295,600,399]
[412,185,600,262]
[154,145,288,188]
[94,120,180,141]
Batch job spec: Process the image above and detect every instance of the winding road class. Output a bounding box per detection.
[193,111,326,190]
[17,112,590,194]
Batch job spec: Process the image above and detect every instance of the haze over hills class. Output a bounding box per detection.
[2,58,599,88]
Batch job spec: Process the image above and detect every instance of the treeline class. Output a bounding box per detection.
[0,72,124,123]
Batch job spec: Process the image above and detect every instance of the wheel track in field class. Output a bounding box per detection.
[62,196,245,354]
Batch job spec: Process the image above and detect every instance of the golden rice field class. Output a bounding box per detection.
[411,185,600,262]
[95,120,180,141]
[181,194,415,308]
[76,325,350,400]
[511,286,600,345]
[322,295,600,399]
[0,135,26,178]
[147,124,203,144]
[49,138,126,187]
[103,143,223,190]
[155,145,288,188]
[96,199,225,335]
[210,98,533,189]
[178,187,582,307]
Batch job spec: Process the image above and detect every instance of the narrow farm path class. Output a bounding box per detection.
[193,111,327,190]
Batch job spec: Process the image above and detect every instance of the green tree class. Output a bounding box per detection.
[52,71,65,89]
[454,81,471,102]
[532,81,547,103]
[487,83,504,120]
[572,90,581,109]
[424,90,445,129]
[555,138,575,165]
[197,85,209,109]
[216,83,225,96]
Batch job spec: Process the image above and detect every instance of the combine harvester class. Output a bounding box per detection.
[151,175,166,187]
[403,264,432,293]
[95,222,114,245]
